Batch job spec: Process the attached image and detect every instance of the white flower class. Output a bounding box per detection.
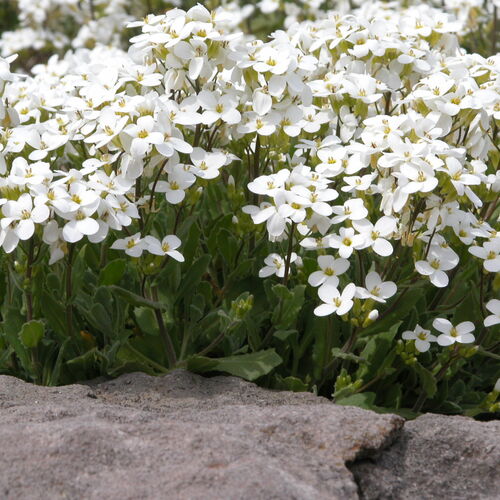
[243,192,291,238]
[342,74,383,104]
[484,300,500,327]
[331,198,368,224]
[415,247,459,288]
[155,167,196,204]
[9,158,51,187]
[259,252,297,278]
[442,157,481,196]
[124,115,164,157]
[432,318,475,346]
[61,207,100,243]
[1,193,49,242]
[197,90,241,125]
[356,272,397,303]
[84,109,128,149]
[468,240,500,273]
[328,227,365,259]
[353,216,397,256]
[400,160,438,194]
[308,255,349,288]
[341,174,376,193]
[258,0,279,14]
[111,233,146,258]
[314,283,356,317]
[248,170,289,197]
[402,325,437,353]
[190,148,226,180]
[144,235,184,262]
[238,111,280,136]
[27,130,67,161]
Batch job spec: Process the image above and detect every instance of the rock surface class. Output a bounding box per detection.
[351,413,500,500]
[0,370,403,500]
[1,371,499,500]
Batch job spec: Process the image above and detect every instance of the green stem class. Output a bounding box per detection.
[151,286,177,368]
[66,244,75,341]
[196,320,237,357]
[127,344,169,373]
[283,222,296,288]
[321,326,360,383]
[193,123,202,148]
[25,239,34,322]
[412,347,459,413]
[25,240,40,383]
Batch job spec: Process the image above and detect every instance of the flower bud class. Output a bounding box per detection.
[362,309,379,327]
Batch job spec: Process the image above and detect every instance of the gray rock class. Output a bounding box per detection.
[351,413,500,500]
[0,370,403,500]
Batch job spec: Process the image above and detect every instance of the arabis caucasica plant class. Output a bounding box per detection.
[0,0,498,417]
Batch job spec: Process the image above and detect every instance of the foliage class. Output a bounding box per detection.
[0,0,498,418]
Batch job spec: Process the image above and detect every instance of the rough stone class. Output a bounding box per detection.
[0,370,403,500]
[351,413,500,500]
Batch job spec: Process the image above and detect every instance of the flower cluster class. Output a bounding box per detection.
[237,3,499,356]
[0,0,497,394]
[0,5,251,264]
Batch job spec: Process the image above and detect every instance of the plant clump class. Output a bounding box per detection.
[0,0,498,417]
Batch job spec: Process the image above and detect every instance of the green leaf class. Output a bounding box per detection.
[45,273,60,292]
[85,303,114,337]
[1,306,30,371]
[414,362,437,398]
[66,348,102,380]
[336,392,376,410]
[71,245,88,295]
[109,286,166,310]
[439,400,463,414]
[273,329,298,342]
[275,375,309,392]
[176,254,211,303]
[217,228,238,267]
[19,320,44,348]
[47,339,69,386]
[331,347,365,364]
[108,343,168,376]
[227,258,254,282]
[187,349,282,381]
[357,321,402,380]
[135,307,159,336]
[384,383,403,409]
[271,284,306,330]
[186,355,219,373]
[182,219,201,265]
[337,392,418,418]
[41,291,68,340]
[213,349,282,381]
[99,259,126,286]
